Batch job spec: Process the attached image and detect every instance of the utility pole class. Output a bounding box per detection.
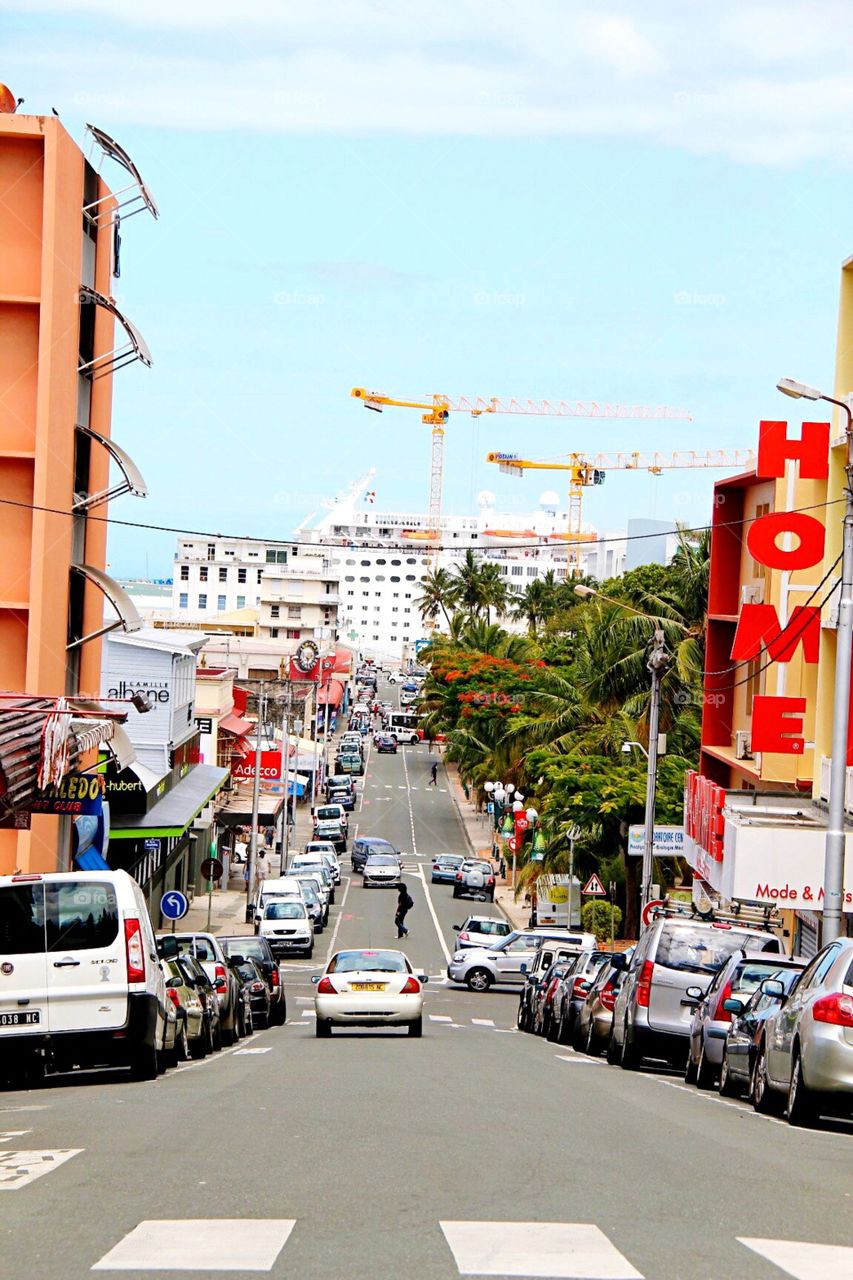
[279,681,292,874]
[247,684,266,913]
[641,630,671,918]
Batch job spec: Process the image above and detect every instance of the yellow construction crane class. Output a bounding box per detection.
[486,448,755,573]
[351,387,692,545]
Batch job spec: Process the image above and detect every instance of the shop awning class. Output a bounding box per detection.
[316,680,344,708]
[110,764,229,839]
[217,790,284,828]
[219,712,252,736]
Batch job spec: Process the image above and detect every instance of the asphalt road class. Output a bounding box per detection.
[2,735,851,1279]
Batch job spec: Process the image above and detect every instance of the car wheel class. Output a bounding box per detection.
[585,1022,601,1058]
[516,1001,527,1031]
[408,1017,423,1038]
[696,1044,716,1090]
[620,1021,640,1071]
[193,1021,211,1059]
[466,967,492,993]
[684,1049,698,1085]
[546,1013,560,1043]
[315,1019,332,1038]
[751,1043,782,1114]
[606,1031,620,1065]
[452,888,460,899]
[130,1039,158,1082]
[570,1018,585,1052]
[557,1014,572,1046]
[171,1019,189,1066]
[787,1047,819,1127]
[215,1017,227,1050]
[305,945,314,959]
[718,1052,738,1098]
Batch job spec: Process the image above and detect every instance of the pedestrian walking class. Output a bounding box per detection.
[429,762,438,787]
[256,850,269,886]
[395,882,414,938]
[264,826,274,849]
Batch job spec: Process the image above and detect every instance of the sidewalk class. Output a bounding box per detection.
[443,761,529,931]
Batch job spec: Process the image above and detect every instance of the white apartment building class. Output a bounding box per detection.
[171,537,339,645]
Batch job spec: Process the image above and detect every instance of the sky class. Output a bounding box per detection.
[3,0,853,576]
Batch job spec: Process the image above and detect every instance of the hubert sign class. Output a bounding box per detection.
[731,419,830,755]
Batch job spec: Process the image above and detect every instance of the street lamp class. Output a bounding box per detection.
[778,376,853,943]
[622,740,648,760]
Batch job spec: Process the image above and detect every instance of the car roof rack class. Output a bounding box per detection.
[650,897,782,933]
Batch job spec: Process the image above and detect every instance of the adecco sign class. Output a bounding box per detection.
[231,750,283,783]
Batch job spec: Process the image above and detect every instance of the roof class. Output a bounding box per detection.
[108,625,207,656]
[217,790,285,828]
[110,764,229,838]
[219,712,252,736]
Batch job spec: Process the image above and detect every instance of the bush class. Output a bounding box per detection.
[581,899,623,942]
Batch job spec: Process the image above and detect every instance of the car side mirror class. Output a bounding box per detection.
[158,936,178,960]
[722,998,744,1015]
[760,978,785,999]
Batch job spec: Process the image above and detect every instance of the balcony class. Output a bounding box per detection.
[818,756,853,811]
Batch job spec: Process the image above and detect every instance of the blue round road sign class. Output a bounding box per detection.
[160,890,189,921]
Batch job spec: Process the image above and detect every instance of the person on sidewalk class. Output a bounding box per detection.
[429,762,438,787]
[256,850,269,886]
[395,882,414,939]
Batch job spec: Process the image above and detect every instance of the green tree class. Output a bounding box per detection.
[415,567,457,629]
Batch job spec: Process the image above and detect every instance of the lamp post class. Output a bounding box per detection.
[778,377,853,943]
[576,584,675,918]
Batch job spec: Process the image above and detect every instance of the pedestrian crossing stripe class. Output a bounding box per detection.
[0,1149,83,1190]
[92,1219,296,1272]
[439,1221,643,1278]
[429,1014,452,1022]
[233,1047,272,1055]
[738,1237,853,1279]
[471,1018,495,1027]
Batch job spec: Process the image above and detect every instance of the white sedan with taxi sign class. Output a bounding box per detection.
[313,949,428,1037]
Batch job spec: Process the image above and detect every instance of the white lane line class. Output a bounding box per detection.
[0,1149,83,1191]
[401,748,452,965]
[0,1131,31,1143]
[471,1018,495,1027]
[323,873,353,965]
[0,1106,49,1113]
[738,1238,853,1280]
[92,1219,296,1272]
[556,1054,602,1066]
[233,1047,272,1056]
[300,1010,317,1019]
[440,1221,643,1278]
[430,1014,453,1023]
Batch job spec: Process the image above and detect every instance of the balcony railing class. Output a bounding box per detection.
[818,755,853,810]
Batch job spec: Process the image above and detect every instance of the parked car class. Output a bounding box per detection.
[751,937,853,1125]
[0,870,174,1087]
[532,961,575,1037]
[718,965,803,1099]
[313,949,428,1037]
[289,861,335,905]
[161,958,203,1063]
[352,836,402,873]
[170,931,244,1046]
[312,816,347,853]
[550,950,611,1045]
[336,752,364,777]
[517,938,596,1028]
[327,785,356,812]
[375,734,398,754]
[174,952,222,1054]
[363,853,402,888]
[432,854,466,884]
[301,843,341,884]
[253,876,309,927]
[229,957,271,1029]
[313,803,348,836]
[218,934,286,1026]
[452,914,513,949]
[326,771,357,799]
[258,899,314,959]
[450,928,597,994]
[610,914,783,1070]
[290,878,326,933]
[685,952,805,1089]
[575,955,629,1056]
[452,859,496,902]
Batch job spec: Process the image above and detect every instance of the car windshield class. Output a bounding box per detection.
[222,938,265,961]
[329,950,409,973]
[297,882,319,903]
[363,841,396,857]
[315,808,340,820]
[265,902,306,920]
[734,960,797,993]
[656,926,764,974]
[367,855,398,866]
[175,937,217,963]
[469,920,507,935]
[439,857,463,866]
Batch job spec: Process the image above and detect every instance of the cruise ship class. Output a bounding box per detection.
[297,473,628,658]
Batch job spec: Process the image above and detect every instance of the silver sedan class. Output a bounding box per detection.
[362,853,402,888]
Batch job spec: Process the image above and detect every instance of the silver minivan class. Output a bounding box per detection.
[610,915,782,1069]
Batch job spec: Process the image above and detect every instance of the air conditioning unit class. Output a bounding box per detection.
[735,730,753,760]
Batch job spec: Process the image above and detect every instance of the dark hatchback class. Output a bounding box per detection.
[219,934,286,1025]
[230,958,272,1029]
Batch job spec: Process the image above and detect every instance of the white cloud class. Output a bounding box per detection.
[3,0,853,164]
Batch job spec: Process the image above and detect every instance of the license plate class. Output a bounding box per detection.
[350,982,386,992]
[0,1011,40,1026]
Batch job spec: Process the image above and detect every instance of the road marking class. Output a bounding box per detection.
[0,1131,31,1143]
[0,1105,48,1113]
[738,1238,853,1279]
[300,1010,317,1019]
[471,1018,495,1027]
[92,1219,296,1272]
[556,1054,603,1066]
[439,1221,643,1278]
[429,1014,452,1022]
[324,873,353,965]
[233,1047,272,1056]
[0,1149,83,1191]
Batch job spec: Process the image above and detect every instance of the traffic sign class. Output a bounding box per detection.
[160,890,189,921]
[582,873,606,897]
[641,898,666,927]
[200,857,223,882]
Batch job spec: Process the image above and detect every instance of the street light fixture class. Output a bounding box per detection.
[622,739,649,760]
[777,376,853,944]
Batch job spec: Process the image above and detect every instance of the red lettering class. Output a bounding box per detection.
[731,603,820,664]
[756,419,830,480]
[751,695,806,754]
[746,512,825,571]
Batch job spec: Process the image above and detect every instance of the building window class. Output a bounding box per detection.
[198,594,207,609]
[207,543,215,561]
[360,576,370,583]
[527,567,537,577]
[392,606,399,613]
[179,592,188,609]
[345,575,355,582]
[511,566,523,576]
[751,503,771,579]
[270,604,280,619]
[287,628,300,639]
[376,558,386,565]
[266,549,288,564]
[404,607,411,614]
[391,559,401,566]
[236,594,246,608]
[217,595,226,610]
[405,574,415,581]
[287,607,301,620]
[248,550,259,557]
[269,627,279,638]
[199,566,208,582]
[218,567,227,582]
[238,568,247,584]
[257,569,263,584]
[180,565,189,581]
[391,575,400,583]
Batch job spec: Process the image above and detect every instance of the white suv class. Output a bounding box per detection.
[0,870,168,1085]
[447,929,597,992]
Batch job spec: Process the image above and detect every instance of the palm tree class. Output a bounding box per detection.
[451,550,486,620]
[415,567,457,629]
[478,563,510,623]
[513,576,557,635]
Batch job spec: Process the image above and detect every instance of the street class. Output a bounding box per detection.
[1,741,851,1280]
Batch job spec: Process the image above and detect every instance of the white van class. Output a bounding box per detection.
[254,876,307,927]
[0,870,168,1085]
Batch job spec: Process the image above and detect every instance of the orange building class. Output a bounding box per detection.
[0,110,155,872]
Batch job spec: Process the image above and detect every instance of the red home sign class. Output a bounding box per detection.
[731,419,830,755]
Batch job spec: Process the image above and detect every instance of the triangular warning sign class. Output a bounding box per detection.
[582,873,606,897]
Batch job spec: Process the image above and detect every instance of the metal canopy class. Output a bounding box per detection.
[84,123,159,225]
[78,286,153,379]
[74,425,149,511]
[68,564,142,650]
